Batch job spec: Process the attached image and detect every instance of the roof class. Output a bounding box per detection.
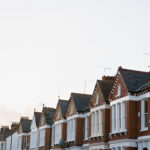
[58,100,69,117]
[119,67,150,92]
[97,80,114,101]
[20,119,31,132]
[0,129,12,140]
[42,107,56,125]
[71,93,92,112]
[34,112,42,127]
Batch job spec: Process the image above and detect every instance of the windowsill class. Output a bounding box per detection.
[84,138,88,141]
[140,128,148,132]
[90,135,103,138]
[110,129,127,134]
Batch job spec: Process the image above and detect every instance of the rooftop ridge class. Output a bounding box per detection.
[118,66,150,74]
[71,92,92,96]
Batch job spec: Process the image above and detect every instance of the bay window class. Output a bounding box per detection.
[17,136,22,150]
[112,101,127,133]
[122,102,127,130]
[67,118,76,142]
[51,126,54,146]
[141,99,148,130]
[23,136,28,149]
[54,123,62,144]
[85,117,89,140]
[30,131,37,148]
[39,128,45,147]
[112,105,116,132]
[91,109,103,137]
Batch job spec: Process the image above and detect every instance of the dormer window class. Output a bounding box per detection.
[117,84,121,97]
[95,93,99,105]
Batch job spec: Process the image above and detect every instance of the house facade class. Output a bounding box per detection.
[65,93,92,150]
[109,67,150,150]
[5,123,19,150]
[38,107,56,150]
[3,67,150,150]
[51,99,68,150]
[17,117,31,150]
[30,112,42,150]
[89,78,114,150]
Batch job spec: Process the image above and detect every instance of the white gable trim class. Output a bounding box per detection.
[67,113,90,120]
[30,115,37,130]
[110,92,150,106]
[90,104,110,112]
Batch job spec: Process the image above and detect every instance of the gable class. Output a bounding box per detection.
[54,105,63,121]
[39,113,46,127]
[66,99,76,117]
[18,124,22,134]
[30,115,37,130]
[111,72,128,101]
[91,84,104,107]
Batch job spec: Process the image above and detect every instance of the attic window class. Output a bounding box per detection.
[41,117,44,125]
[57,111,60,119]
[95,93,99,105]
[70,105,73,115]
[117,84,121,97]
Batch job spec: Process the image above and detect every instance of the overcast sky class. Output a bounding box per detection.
[0,0,150,126]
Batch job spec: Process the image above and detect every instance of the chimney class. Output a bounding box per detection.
[20,117,29,120]
[1,126,9,132]
[102,76,115,81]
[11,122,19,131]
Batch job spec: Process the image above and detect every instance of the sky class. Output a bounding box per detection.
[0,0,150,126]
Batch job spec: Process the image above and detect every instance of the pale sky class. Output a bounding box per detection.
[0,0,150,126]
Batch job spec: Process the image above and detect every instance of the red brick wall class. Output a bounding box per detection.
[103,109,110,142]
[76,118,84,145]
[127,100,138,139]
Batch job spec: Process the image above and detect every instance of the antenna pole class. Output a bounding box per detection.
[84,81,86,94]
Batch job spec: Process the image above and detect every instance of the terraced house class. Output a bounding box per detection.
[38,107,56,150]
[51,99,69,149]
[109,67,150,150]
[65,93,92,150]
[30,112,42,150]
[89,77,114,150]
[2,67,150,150]
[17,117,31,150]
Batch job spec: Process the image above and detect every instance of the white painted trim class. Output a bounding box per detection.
[39,125,50,129]
[89,142,109,149]
[110,92,150,106]
[18,133,30,136]
[67,113,89,120]
[54,119,67,125]
[90,104,110,112]
[138,135,150,141]
[109,139,137,148]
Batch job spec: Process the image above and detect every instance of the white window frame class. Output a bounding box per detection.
[51,126,54,146]
[39,128,45,147]
[141,99,148,130]
[95,93,99,105]
[67,118,76,142]
[117,84,121,97]
[84,116,89,140]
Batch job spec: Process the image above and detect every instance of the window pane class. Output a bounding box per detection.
[144,100,148,113]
